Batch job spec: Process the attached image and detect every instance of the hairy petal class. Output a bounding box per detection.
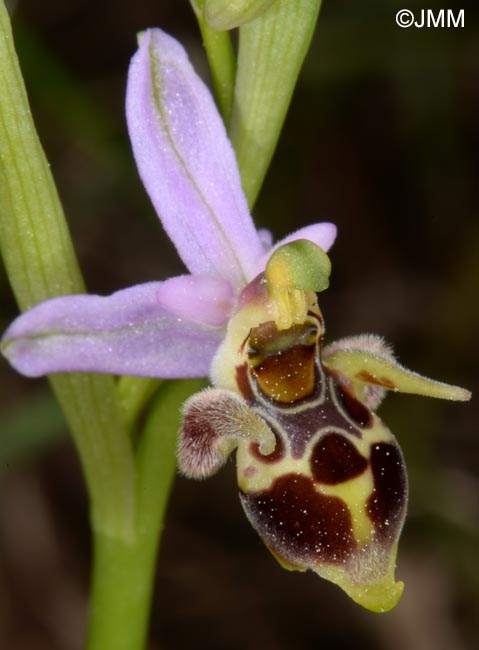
[323,338,471,405]
[323,334,396,409]
[178,387,276,478]
[2,283,223,378]
[256,222,337,273]
[126,29,263,286]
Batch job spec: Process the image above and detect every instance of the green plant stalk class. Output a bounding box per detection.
[87,379,206,650]
[0,1,135,538]
[230,0,322,207]
[190,0,236,124]
[117,375,163,432]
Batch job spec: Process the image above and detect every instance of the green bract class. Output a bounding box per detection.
[203,0,277,30]
[230,0,322,206]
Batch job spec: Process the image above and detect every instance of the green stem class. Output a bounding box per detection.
[87,532,152,650]
[230,0,322,207]
[117,376,163,432]
[87,379,206,650]
[0,1,135,539]
[190,0,236,124]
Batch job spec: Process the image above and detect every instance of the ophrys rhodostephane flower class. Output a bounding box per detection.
[1,29,470,612]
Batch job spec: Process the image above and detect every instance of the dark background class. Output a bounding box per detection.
[0,1,477,648]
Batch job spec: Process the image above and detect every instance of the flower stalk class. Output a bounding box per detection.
[87,379,206,650]
[117,375,163,432]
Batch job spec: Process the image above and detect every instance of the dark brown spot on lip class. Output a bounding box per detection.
[367,442,407,544]
[356,371,396,390]
[240,473,356,565]
[334,383,373,429]
[249,428,285,464]
[310,433,368,484]
[235,363,255,402]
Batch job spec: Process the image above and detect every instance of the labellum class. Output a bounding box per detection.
[179,241,470,612]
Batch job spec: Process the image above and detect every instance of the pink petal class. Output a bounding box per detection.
[126,29,263,287]
[256,228,274,253]
[1,282,224,378]
[157,274,234,327]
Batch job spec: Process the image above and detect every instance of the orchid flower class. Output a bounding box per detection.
[1,29,470,614]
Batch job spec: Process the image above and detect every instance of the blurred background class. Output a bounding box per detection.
[0,0,477,648]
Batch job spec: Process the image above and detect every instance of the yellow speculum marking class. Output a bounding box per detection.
[237,432,374,545]
[318,472,374,546]
[238,443,374,548]
[236,441,312,493]
[237,414,396,549]
[315,416,398,546]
